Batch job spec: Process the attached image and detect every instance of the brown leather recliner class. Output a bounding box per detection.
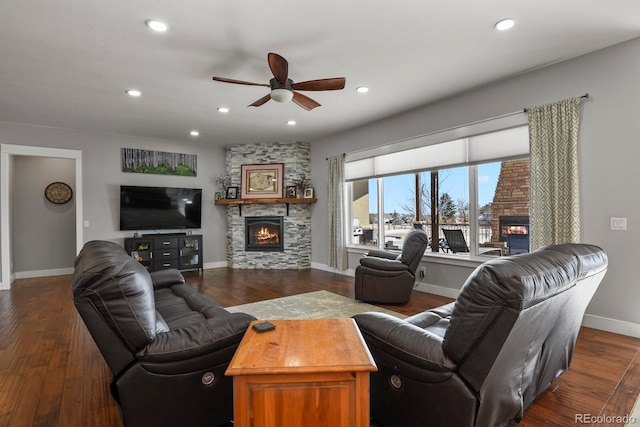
[354,243,607,427]
[72,240,256,427]
[354,229,429,304]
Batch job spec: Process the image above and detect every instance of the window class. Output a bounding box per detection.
[346,123,530,257]
[350,178,376,247]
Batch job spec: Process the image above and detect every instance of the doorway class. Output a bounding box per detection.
[1,144,83,290]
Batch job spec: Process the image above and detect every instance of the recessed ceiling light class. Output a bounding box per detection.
[356,86,369,93]
[217,107,229,113]
[494,18,515,31]
[286,120,296,126]
[146,20,168,32]
[126,89,141,97]
[190,130,200,137]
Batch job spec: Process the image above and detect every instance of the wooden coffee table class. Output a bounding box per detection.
[225,318,377,427]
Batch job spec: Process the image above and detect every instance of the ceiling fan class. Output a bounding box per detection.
[212,52,346,111]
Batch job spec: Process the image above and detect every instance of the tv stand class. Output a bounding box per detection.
[134,231,189,236]
[124,234,203,272]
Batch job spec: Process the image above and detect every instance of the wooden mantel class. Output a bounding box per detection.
[215,197,317,216]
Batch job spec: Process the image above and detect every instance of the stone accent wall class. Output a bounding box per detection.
[491,158,530,242]
[224,142,312,269]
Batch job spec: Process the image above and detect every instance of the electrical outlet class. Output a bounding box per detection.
[419,267,426,279]
[610,217,627,230]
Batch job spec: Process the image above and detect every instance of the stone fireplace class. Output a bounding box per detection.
[245,216,284,252]
[223,141,312,269]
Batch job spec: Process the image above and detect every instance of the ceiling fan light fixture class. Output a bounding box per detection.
[356,86,369,93]
[286,120,296,126]
[126,89,141,97]
[217,107,229,113]
[270,88,294,103]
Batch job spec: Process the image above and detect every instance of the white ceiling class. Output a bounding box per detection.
[1,1,639,148]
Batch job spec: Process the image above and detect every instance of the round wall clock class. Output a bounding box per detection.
[45,182,73,204]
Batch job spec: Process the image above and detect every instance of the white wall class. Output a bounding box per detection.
[0,124,229,272]
[310,37,640,336]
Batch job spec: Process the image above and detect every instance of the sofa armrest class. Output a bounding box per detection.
[353,312,455,372]
[137,312,255,363]
[366,249,400,260]
[149,269,185,289]
[406,302,455,326]
[359,257,409,271]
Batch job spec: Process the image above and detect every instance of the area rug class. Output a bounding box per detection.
[226,290,406,320]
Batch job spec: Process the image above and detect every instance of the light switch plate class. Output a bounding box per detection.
[610,217,627,230]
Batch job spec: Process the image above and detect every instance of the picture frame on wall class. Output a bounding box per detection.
[241,163,284,199]
[226,186,239,199]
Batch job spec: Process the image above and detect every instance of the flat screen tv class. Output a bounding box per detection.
[120,185,202,230]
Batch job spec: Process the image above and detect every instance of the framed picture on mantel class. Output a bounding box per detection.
[241,163,284,199]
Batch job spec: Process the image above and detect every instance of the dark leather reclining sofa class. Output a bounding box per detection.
[354,243,608,427]
[72,240,255,427]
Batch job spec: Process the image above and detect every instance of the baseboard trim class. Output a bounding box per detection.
[414,282,461,299]
[15,268,74,279]
[310,262,356,277]
[203,261,228,270]
[582,314,640,338]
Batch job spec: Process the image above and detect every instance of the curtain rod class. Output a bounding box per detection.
[523,93,589,113]
[327,93,588,161]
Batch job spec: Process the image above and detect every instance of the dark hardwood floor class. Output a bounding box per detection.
[0,268,638,426]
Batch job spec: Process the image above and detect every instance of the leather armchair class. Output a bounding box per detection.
[355,229,429,304]
[354,243,608,427]
[72,240,256,427]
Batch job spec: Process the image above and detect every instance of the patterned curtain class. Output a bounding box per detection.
[527,97,582,250]
[327,154,347,269]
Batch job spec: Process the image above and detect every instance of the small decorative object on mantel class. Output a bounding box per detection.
[215,175,231,199]
[241,163,284,199]
[292,175,311,199]
[303,188,314,199]
[226,186,239,199]
[45,181,73,204]
[285,186,297,198]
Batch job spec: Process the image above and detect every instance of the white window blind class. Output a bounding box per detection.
[345,116,528,181]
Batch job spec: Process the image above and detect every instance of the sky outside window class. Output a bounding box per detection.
[370,163,500,214]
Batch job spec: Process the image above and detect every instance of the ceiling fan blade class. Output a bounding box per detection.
[212,76,269,87]
[268,53,288,85]
[292,78,346,91]
[248,94,272,107]
[292,91,321,111]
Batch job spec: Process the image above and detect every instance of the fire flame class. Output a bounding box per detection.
[507,225,528,235]
[254,227,280,244]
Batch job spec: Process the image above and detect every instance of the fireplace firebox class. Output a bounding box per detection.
[245,216,284,252]
[498,216,530,241]
[499,215,530,255]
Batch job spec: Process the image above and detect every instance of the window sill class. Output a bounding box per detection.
[346,245,490,268]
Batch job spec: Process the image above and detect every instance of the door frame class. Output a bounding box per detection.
[1,144,83,290]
